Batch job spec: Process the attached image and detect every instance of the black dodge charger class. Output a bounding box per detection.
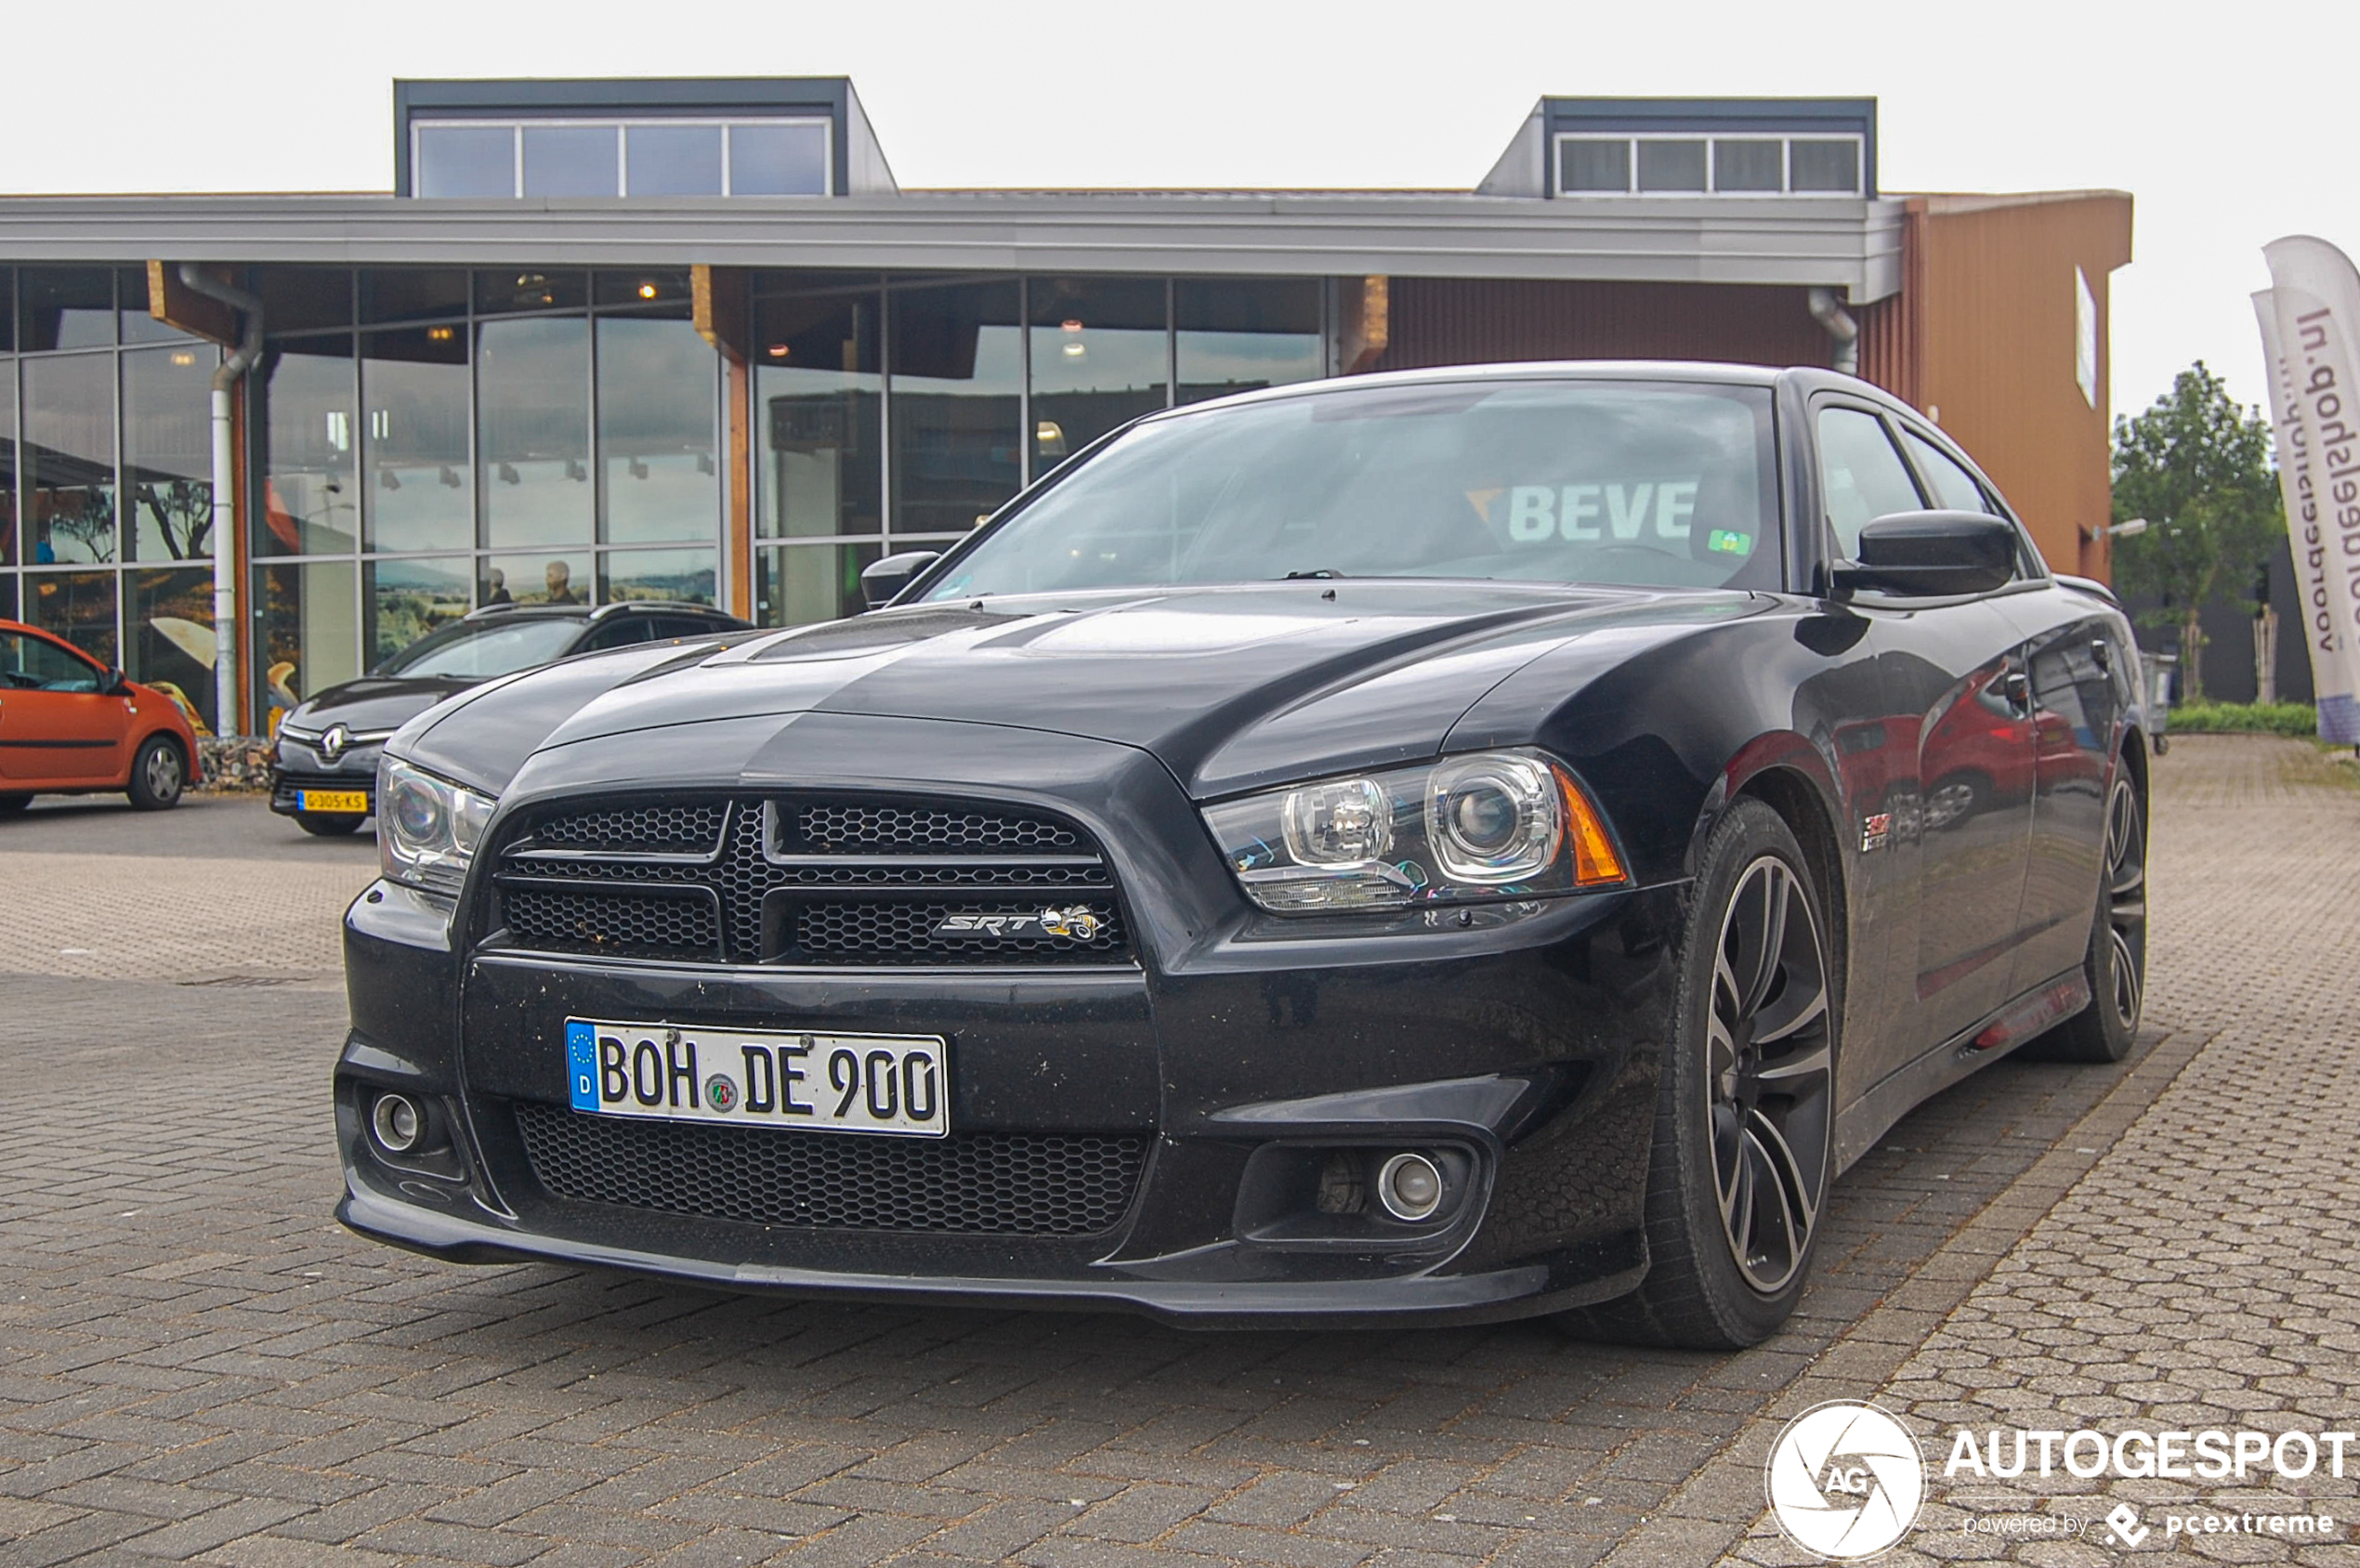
[337,363,2148,1348]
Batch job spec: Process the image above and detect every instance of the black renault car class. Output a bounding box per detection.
[269,601,748,834]
[335,363,2149,1349]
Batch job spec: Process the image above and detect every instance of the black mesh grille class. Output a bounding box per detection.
[800,898,1125,964]
[797,804,1080,855]
[501,884,721,961]
[514,1103,1146,1235]
[491,795,1129,968]
[531,801,725,855]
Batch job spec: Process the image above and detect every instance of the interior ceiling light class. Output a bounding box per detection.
[1060,319,1083,332]
[426,326,455,342]
[767,343,791,358]
[637,282,659,299]
[168,351,196,367]
[517,273,545,287]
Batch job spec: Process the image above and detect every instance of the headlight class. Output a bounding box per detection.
[377,758,495,897]
[1202,748,1627,914]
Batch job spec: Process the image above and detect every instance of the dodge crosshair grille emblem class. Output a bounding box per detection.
[930,905,1104,942]
[319,724,350,763]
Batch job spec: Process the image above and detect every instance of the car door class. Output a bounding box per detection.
[1814,402,2039,1056]
[1887,424,2131,1001]
[574,615,657,654]
[0,629,133,786]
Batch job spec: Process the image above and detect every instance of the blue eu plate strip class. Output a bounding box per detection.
[566,1020,598,1110]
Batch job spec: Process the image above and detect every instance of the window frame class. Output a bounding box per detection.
[409,116,836,199]
[1552,131,1866,198]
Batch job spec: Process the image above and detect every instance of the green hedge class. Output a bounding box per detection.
[2167,700,2323,737]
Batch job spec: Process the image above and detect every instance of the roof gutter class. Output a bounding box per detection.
[176,266,265,736]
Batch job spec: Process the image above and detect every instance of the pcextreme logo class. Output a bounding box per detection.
[1765,1401,1928,1561]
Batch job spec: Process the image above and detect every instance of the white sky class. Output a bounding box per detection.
[4,0,2353,426]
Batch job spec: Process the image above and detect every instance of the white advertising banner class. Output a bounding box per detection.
[2260,236,2360,742]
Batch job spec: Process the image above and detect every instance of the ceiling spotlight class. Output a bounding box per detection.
[637,281,659,299]
[168,350,196,367]
[1060,319,1083,333]
[426,325,455,342]
[767,343,791,359]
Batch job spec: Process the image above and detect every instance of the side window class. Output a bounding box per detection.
[1,633,100,692]
[656,616,725,639]
[1900,429,1994,516]
[578,616,655,652]
[1816,407,1925,559]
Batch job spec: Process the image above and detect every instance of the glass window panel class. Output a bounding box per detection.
[480,550,588,608]
[20,267,114,352]
[754,540,879,628]
[255,558,358,721]
[0,574,15,621]
[1790,139,1861,194]
[600,546,716,606]
[254,268,353,333]
[0,366,16,566]
[26,569,117,664]
[1902,429,1997,516]
[626,124,724,196]
[256,337,358,557]
[119,265,190,345]
[365,556,474,667]
[361,268,469,325]
[594,268,692,309]
[1029,276,1167,473]
[1817,407,1925,557]
[522,124,619,198]
[1636,139,1708,192]
[415,124,516,198]
[1557,139,1630,194]
[0,266,13,352]
[475,268,588,316]
[729,122,829,195]
[21,353,115,565]
[755,284,883,540]
[597,316,718,544]
[123,344,217,562]
[479,315,592,549]
[361,327,473,554]
[1176,279,1323,406]
[889,281,1021,533]
[128,567,216,733]
[1713,139,1783,193]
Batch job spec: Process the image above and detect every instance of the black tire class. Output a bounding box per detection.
[1560,797,1837,1349]
[0,793,32,815]
[295,811,368,837]
[126,736,186,811]
[2030,769,2146,1064]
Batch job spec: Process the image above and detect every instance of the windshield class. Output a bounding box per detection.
[924,379,1781,599]
[374,618,584,679]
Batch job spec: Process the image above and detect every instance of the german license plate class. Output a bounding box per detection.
[297,789,369,814]
[565,1019,948,1138]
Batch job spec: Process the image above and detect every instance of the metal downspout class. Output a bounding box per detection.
[175,267,264,736]
[1808,286,1860,377]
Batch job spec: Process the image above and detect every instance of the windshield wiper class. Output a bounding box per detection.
[1281,568,1347,581]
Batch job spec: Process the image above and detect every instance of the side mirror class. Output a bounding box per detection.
[103,666,132,696]
[1832,511,2016,598]
[859,550,943,610]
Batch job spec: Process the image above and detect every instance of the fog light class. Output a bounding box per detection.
[1376,1151,1444,1222]
[371,1092,422,1155]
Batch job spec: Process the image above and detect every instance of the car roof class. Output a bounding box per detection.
[1154,359,1790,420]
[459,600,743,625]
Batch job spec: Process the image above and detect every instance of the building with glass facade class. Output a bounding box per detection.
[0,82,2131,737]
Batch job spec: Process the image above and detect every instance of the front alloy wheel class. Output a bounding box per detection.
[1562,797,1834,1349]
[127,736,185,811]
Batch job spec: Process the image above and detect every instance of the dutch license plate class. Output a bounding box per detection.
[298,789,369,814]
[565,1019,949,1138]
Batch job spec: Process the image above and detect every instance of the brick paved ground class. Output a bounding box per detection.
[1,740,2340,1565]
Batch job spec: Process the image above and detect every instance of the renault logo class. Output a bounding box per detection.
[319,724,351,763]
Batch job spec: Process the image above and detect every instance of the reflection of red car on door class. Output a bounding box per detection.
[0,619,203,814]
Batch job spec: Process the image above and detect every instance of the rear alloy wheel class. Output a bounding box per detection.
[1562,798,1834,1349]
[2035,769,2146,1063]
[126,736,186,811]
[295,811,367,837]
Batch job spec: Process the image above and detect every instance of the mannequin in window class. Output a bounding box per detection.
[483,567,513,607]
[544,560,580,606]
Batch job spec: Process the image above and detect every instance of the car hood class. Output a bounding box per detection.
[285,675,479,738]
[403,582,1767,800]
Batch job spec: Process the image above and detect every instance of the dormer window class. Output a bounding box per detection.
[413,117,833,199]
[1551,131,1866,198]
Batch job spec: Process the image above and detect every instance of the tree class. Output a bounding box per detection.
[2109,361,2281,700]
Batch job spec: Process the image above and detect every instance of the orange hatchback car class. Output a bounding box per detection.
[0,619,203,814]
